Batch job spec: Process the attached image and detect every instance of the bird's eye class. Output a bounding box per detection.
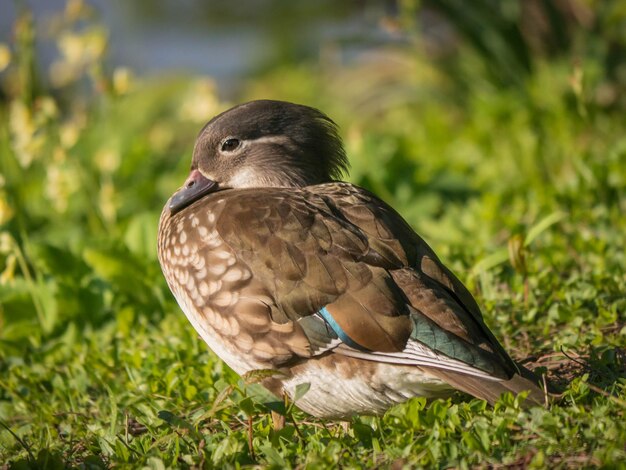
[221,138,240,152]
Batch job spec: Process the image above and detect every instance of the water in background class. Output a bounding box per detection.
[1,0,402,97]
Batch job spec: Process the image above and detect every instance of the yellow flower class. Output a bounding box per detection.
[179,79,220,123]
[0,254,16,285]
[0,193,13,226]
[37,96,59,120]
[60,121,80,149]
[0,232,12,254]
[113,67,133,95]
[9,101,36,167]
[99,179,117,224]
[94,147,120,174]
[0,43,11,72]
[45,163,79,213]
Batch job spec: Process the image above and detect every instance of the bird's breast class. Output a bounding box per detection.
[158,205,258,373]
[157,200,309,375]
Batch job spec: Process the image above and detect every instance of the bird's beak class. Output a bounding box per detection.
[168,169,218,214]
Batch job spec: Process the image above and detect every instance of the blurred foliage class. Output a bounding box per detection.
[0,0,625,467]
[423,0,626,91]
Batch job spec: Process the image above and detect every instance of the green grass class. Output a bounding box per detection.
[1,4,625,468]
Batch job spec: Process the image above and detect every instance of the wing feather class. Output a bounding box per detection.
[210,184,530,387]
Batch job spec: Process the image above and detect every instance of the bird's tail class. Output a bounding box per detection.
[425,363,547,407]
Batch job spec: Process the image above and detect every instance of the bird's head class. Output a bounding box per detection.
[168,100,349,214]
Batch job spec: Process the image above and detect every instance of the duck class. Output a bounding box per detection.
[157,99,544,418]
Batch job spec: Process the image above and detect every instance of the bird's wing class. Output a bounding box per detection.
[210,183,521,385]
[317,184,520,370]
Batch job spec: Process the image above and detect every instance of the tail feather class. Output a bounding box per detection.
[424,364,546,407]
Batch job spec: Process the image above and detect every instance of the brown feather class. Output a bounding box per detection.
[424,366,545,407]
